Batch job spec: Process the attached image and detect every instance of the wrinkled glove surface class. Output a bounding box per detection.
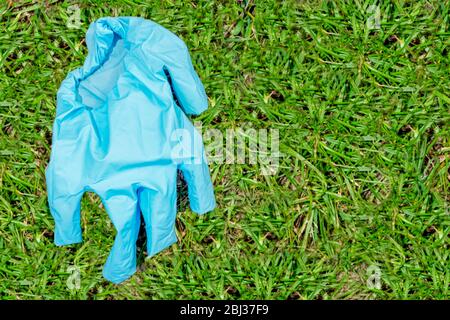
[45,17,216,284]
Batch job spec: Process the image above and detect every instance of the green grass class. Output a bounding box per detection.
[0,0,449,299]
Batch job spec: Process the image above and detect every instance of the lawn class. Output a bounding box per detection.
[0,0,449,299]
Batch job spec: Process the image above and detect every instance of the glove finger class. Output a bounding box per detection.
[101,192,140,284]
[176,117,216,214]
[49,193,84,246]
[180,159,216,214]
[46,167,84,245]
[139,185,177,257]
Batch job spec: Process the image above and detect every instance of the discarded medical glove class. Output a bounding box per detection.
[45,17,216,284]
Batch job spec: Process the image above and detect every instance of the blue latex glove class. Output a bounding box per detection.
[45,17,216,284]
